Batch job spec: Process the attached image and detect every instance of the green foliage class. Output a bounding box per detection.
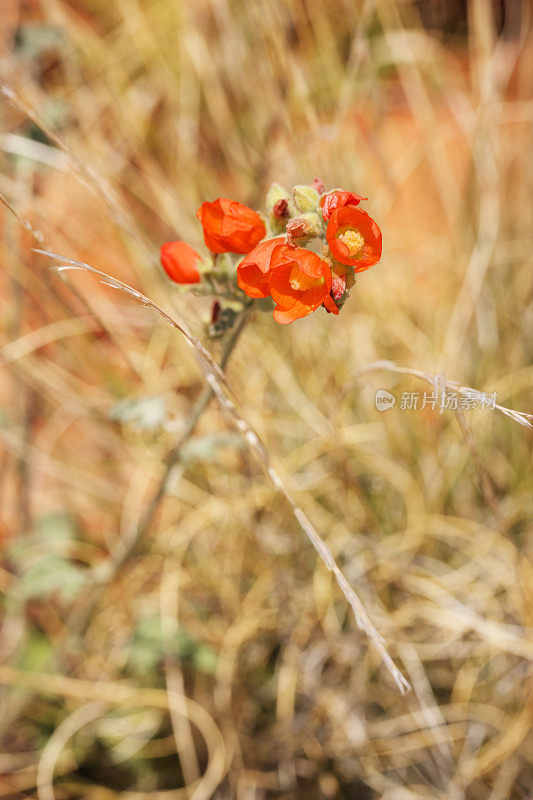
[180,433,244,465]
[18,631,54,672]
[14,24,64,59]
[129,614,217,676]
[109,396,167,430]
[8,513,87,604]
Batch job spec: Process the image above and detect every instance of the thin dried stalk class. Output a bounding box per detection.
[37,248,411,695]
[0,81,151,259]
[0,190,44,243]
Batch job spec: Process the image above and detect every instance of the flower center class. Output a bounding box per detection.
[289,265,324,291]
[337,229,364,257]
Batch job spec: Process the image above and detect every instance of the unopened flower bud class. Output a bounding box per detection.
[273,198,289,219]
[286,212,322,243]
[292,184,320,213]
[266,183,290,211]
[329,262,355,309]
[160,241,201,284]
[286,217,307,240]
[266,184,291,233]
[331,273,346,300]
[211,300,221,324]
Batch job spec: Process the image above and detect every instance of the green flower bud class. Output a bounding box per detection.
[292,184,320,213]
[286,212,322,241]
[265,185,290,234]
[266,183,290,211]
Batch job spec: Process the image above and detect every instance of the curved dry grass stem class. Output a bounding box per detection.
[37,701,105,800]
[38,248,411,695]
[7,667,227,800]
[1,2,530,793]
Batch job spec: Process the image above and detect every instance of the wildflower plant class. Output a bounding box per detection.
[38,194,408,696]
[35,177,530,698]
[35,181,415,694]
[160,180,382,330]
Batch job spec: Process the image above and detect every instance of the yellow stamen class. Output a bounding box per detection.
[289,265,324,290]
[337,229,364,257]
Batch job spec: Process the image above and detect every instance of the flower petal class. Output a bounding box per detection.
[160,241,201,284]
[326,206,382,269]
[196,198,266,254]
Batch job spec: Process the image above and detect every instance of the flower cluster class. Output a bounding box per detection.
[160,181,382,327]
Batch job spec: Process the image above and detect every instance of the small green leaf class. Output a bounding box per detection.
[16,556,86,602]
[110,396,167,430]
[180,433,244,464]
[193,644,218,674]
[18,631,54,672]
[8,513,85,604]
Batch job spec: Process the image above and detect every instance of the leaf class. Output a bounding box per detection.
[192,643,218,674]
[16,556,86,602]
[128,615,218,675]
[15,24,64,59]
[8,513,85,603]
[109,396,167,430]
[180,433,244,464]
[8,513,77,563]
[18,631,54,672]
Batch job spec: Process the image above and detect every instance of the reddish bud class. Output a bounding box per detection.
[273,198,290,219]
[211,300,221,324]
[331,272,347,300]
[286,212,321,245]
[286,217,308,240]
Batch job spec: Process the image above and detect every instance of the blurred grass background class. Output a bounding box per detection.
[0,0,532,797]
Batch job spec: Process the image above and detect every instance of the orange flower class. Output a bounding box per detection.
[269,247,339,324]
[160,240,201,284]
[236,237,286,298]
[326,206,382,271]
[320,190,366,222]
[196,198,266,254]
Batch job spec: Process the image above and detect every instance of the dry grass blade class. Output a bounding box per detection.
[3,3,531,793]
[36,701,105,800]
[0,81,152,259]
[0,666,227,800]
[0,190,44,243]
[37,248,411,695]
[35,248,228,387]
